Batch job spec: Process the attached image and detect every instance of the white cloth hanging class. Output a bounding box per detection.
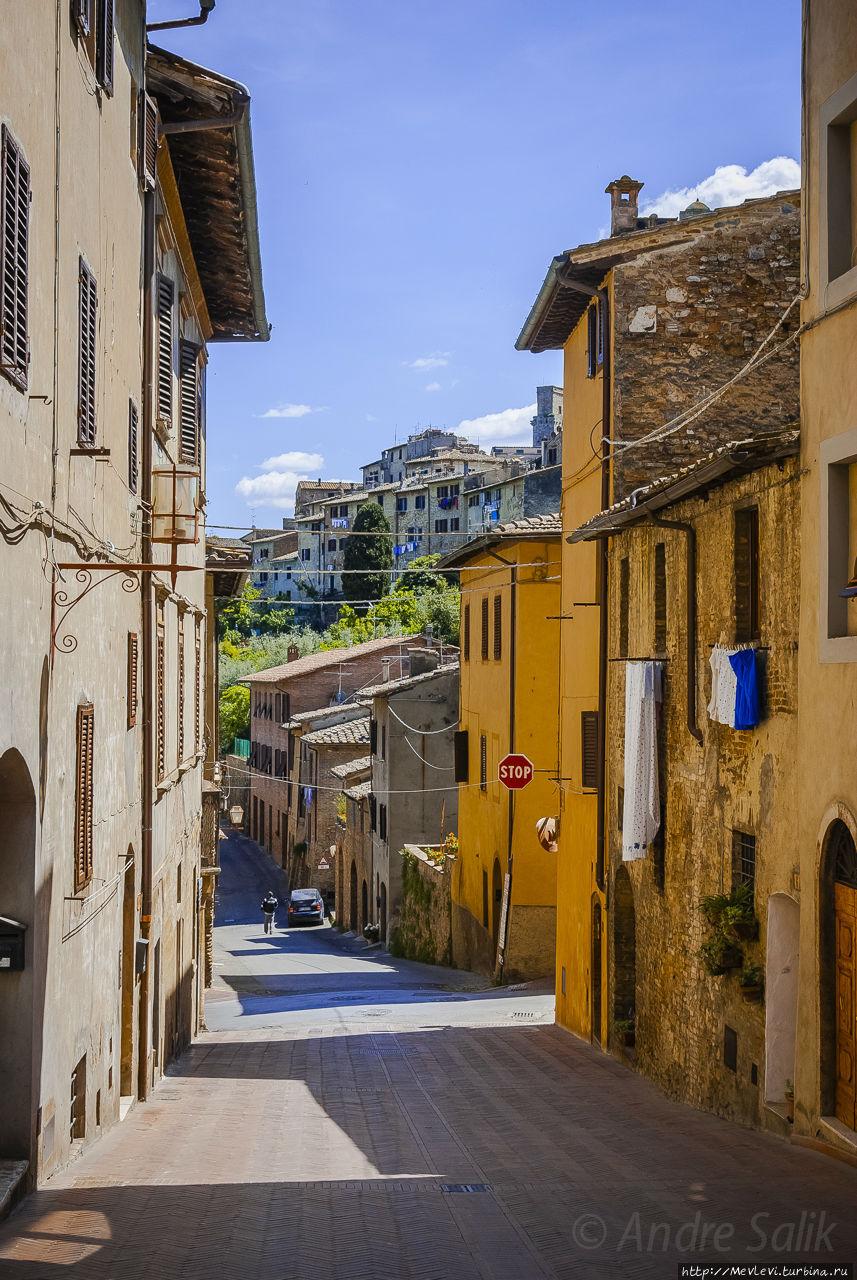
[707,647,738,726]
[622,661,662,861]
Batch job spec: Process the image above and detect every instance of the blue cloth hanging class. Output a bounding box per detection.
[728,649,759,730]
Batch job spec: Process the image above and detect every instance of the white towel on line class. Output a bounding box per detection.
[707,647,738,726]
[622,660,662,861]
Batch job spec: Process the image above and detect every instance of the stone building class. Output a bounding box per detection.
[573,432,800,1133]
[530,385,563,448]
[335,767,373,934]
[245,527,298,600]
[516,177,800,1043]
[357,653,459,946]
[0,8,267,1186]
[439,516,561,981]
[794,0,857,1154]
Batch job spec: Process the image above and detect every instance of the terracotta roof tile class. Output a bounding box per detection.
[239,635,422,685]
[302,715,371,747]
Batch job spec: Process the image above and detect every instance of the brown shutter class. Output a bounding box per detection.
[480,733,487,790]
[73,0,92,37]
[194,620,201,752]
[77,257,97,444]
[463,603,470,662]
[581,711,599,789]
[74,704,94,891]
[0,125,30,391]
[138,92,158,190]
[493,594,502,661]
[96,0,114,95]
[481,596,489,660]
[128,398,139,493]
[618,556,629,658]
[156,625,166,781]
[156,275,174,426]
[177,622,185,764]
[369,717,378,754]
[127,632,138,728]
[179,340,199,463]
[653,542,666,653]
[735,507,760,642]
[454,730,469,783]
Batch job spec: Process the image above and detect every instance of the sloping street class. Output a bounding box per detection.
[0,831,854,1278]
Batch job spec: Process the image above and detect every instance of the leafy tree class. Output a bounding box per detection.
[394,554,456,596]
[321,592,421,649]
[218,684,250,750]
[342,502,392,605]
[215,582,294,637]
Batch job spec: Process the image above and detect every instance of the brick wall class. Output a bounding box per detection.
[390,846,452,966]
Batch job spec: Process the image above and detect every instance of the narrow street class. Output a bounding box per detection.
[1,832,856,1279]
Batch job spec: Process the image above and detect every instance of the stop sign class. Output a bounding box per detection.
[499,753,534,790]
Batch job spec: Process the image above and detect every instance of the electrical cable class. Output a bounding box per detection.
[400,734,456,771]
[387,704,460,734]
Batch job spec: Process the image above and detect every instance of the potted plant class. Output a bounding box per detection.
[738,962,764,1003]
[363,922,380,943]
[697,930,744,975]
[700,883,758,942]
[784,1079,795,1123]
[612,1015,635,1048]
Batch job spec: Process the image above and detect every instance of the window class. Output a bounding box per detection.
[618,556,630,657]
[434,519,448,534]
[327,539,336,552]
[396,496,407,513]
[482,870,489,928]
[548,447,557,465]
[95,0,114,96]
[450,483,460,497]
[823,76,857,285]
[617,786,624,830]
[734,507,760,642]
[493,594,502,660]
[138,91,158,190]
[732,830,756,899]
[72,0,92,38]
[128,400,139,493]
[369,718,378,755]
[463,603,470,661]
[177,620,185,764]
[450,517,460,531]
[301,548,311,561]
[179,340,200,463]
[127,632,138,728]
[415,494,426,510]
[376,495,384,506]
[156,607,165,781]
[468,494,480,507]
[379,804,387,841]
[586,302,599,378]
[454,729,469,783]
[480,734,487,790]
[437,485,449,499]
[74,704,94,891]
[481,596,489,660]
[339,539,346,550]
[77,257,97,444]
[0,125,30,391]
[654,542,666,652]
[194,619,201,752]
[380,723,386,759]
[581,711,598,789]
[369,793,377,831]
[156,275,174,427]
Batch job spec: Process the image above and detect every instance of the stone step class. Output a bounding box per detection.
[0,1160,28,1221]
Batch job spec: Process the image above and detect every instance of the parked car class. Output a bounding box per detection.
[288,888,325,926]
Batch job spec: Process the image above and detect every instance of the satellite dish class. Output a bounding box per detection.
[536,816,558,852]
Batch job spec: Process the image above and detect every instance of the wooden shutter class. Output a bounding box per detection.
[653,542,666,652]
[463,603,470,661]
[179,339,199,463]
[77,257,97,444]
[735,507,760,642]
[156,275,174,425]
[581,711,599,789]
[480,733,487,791]
[493,594,502,661]
[369,793,377,831]
[586,303,598,378]
[618,556,629,658]
[74,704,94,891]
[138,92,158,190]
[128,399,139,493]
[481,596,489,660]
[156,625,166,781]
[369,717,378,755]
[127,632,138,728]
[0,125,30,391]
[96,0,114,95]
[177,623,185,764]
[73,0,92,37]
[454,730,469,783]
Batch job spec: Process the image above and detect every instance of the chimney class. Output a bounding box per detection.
[381,658,391,682]
[408,647,439,677]
[287,644,299,662]
[605,175,644,236]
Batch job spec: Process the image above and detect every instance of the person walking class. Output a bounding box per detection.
[261,889,278,934]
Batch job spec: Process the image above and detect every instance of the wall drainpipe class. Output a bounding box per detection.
[644,513,702,744]
[488,549,516,982]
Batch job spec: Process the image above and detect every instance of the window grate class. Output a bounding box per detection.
[732,830,756,898]
[127,633,138,729]
[481,596,489,661]
[480,734,487,791]
[77,258,97,444]
[128,399,139,493]
[74,705,94,891]
[493,594,502,661]
[581,711,598,789]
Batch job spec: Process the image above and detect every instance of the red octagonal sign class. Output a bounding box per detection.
[498,753,534,790]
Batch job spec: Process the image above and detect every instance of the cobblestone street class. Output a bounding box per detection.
[1,832,855,1279]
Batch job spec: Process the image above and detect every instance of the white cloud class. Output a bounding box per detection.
[458,404,536,447]
[236,470,311,512]
[365,414,378,422]
[641,157,801,220]
[259,451,324,472]
[425,381,442,392]
[258,403,315,419]
[406,351,450,371]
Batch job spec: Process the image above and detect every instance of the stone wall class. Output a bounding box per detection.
[612,201,801,500]
[605,455,800,1134]
[389,847,452,967]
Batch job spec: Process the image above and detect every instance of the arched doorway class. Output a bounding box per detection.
[491,858,503,956]
[613,865,636,1028]
[361,880,368,933]
[380,883,387,942]
[591,899,602,1046]
[764,894,799,1104]
[120,850,136,1098]
[349,861,358,931]
[0,749,37,1159]
[821,819,857,1129]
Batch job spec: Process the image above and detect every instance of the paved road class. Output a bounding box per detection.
[1,829,856,1279]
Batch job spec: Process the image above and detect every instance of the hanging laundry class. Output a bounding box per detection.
[707,646,739,726]
[303,786,313,810]
[622,661,662,861]
[729,648,760,730]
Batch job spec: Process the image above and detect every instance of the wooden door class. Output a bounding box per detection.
[835,882,857,1130]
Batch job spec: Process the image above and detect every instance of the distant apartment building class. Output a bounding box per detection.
[244,527,298,599]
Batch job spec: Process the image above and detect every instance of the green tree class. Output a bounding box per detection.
[322,592,421,648]
[342,502,393,605]
[218,684,250,750]
[394,553,456,596]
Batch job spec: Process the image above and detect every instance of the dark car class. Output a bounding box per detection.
[288,888,325,926]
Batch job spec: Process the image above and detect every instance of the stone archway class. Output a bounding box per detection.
[764,894,799,1105]
[361,880,368,933]
[349,861,358,932]
[0,749,37,1159]
[613,865,636,1026]
[820,817,857,1129]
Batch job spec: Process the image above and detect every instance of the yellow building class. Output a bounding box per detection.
[516,178,801,1042]
[439,515,561,980]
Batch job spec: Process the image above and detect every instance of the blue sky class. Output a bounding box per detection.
[152,0,801,529]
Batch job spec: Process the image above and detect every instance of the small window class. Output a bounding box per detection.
[586,302,599,378]
[381,723,386,759]
[434,519,448,533]
[617,786,624,830]
[77,257,97,444]
[74,704,95,891]
[450,517,460,531]
[156,611,165,781]
[128,399,139,493]
[179,340,200,464]
[396,496,407,513]
[480,734,487,791]
[454,730,469,783]
[732,830,756,900]
[177,622,185,764]
[618,556,630,657]
[96,0,115,96]
[156,275,174,427]
[369,718,378,755]
[493,594,502,661]
[437,485,449,499]
[415,494,426,509]
[481,596,489,660]
[379,803,387,841]
[463,603,470,661]
[0,125,31,391]
[653,542,667,652]
[581,711,598,789]
[734,507,760,642]
[127,632,138,728]
[327,539,336,552]
[301,548,311,561]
